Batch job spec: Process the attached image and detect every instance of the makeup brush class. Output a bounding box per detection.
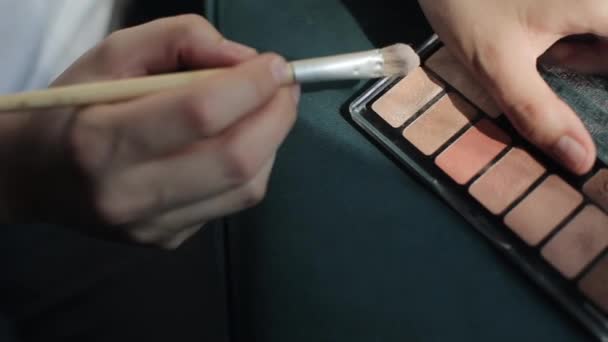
[0,44,419,112]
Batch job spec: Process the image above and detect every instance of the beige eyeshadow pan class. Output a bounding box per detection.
[425,47,501,118]
[583,169,608,212]
[504,175,583,246]
[541,205,608,279]
[435,118,510,185]
[403,92,478,155]
[579,254,608,314]
[469,148,546,215]
[372,68,444,128]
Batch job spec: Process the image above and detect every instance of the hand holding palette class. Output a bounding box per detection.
[350,35,608,340]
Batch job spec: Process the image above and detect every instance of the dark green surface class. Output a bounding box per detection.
[217,1,593,341]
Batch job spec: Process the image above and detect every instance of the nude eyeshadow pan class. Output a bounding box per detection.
[372,68,443,128]
[504,175,583,246]
[583,169,608,212]
[469,148,546,215]
[580,255,608,313]
[403,92,478,155]
[542,205,608,278]
[350,38,608,339]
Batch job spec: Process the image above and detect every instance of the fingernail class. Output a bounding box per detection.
[291,85,301,104]
[270,57,291,84]
[221,39,257,57]
[554,135,588,172]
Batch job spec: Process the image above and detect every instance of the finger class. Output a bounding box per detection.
[128,157,274,247]
[54,14,257,85]
[162,224,204,250]
[130,223,205,250]
[71,54,291,171]
[94,86,298,225]
[479,43,596,174]
[541,38,608,74]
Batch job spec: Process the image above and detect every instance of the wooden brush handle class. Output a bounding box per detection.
[0,69,226,112]
[0,44,413,113]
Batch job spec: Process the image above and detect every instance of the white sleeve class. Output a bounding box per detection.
[0,0,114,93]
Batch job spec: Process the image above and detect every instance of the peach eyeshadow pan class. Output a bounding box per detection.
[357,38,608,338]
[435,119,510,185]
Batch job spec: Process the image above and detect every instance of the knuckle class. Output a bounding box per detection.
[221,139,259,184]
[94,175,162,226]
[468,42,505,86]
[241,179,268,208]
[93,31,126,72]
[238,74,268,104]
[174,14,211,30]
[182,94,215,135]
[505,101,551,146]
[94,186,137,225]
[170,14,217,43]
[149,183,172,213]
[68,111,115,174]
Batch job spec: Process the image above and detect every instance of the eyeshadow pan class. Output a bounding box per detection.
[425,47,501,118]
[469,148,546,215]
[504,176,583,246]
[435,119,510,185]
[579,254,608,314]
[403,92,478,155]
[372,68,444,128]
[541,206,608,278]
[583,169,608,212]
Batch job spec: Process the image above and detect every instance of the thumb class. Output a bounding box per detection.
[483,46,596,175]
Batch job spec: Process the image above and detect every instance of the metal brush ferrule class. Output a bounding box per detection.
[290,49,384,83]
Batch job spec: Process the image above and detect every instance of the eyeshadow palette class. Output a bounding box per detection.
[349,35,608,340]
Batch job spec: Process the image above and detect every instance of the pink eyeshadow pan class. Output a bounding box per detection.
[583,169,608,212]
[579,254,608,314]
[435,119,510,185]
[372,68,444,128]
[541,205,608,278]
[403,92,478,155]
[504,175,583,246]
[469,148,546,215]
[425,47,501,118]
